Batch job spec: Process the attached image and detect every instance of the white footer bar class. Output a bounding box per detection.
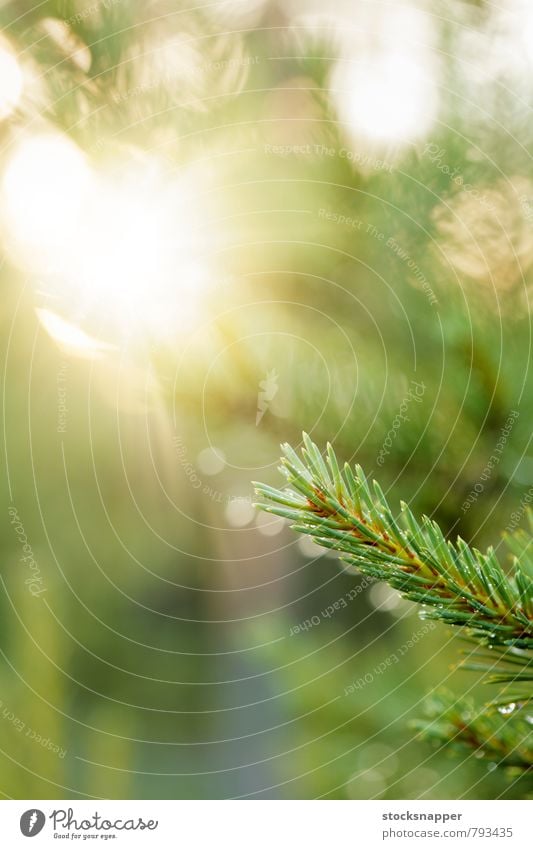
[0,800,527,848]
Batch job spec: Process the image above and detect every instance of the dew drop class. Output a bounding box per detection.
[497,703,516,716]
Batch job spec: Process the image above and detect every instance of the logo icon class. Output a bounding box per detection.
[20,809,46,837]
[256,368,279,425]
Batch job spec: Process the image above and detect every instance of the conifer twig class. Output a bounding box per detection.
[412,692,532,773]
[254,435,533,650]
[254,435,533,769]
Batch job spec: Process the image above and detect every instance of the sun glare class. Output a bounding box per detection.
[36,308,115,358]
[0,44,23,120]
[332,50,437,149]
[1,136,214,348]
[1,134,92,270]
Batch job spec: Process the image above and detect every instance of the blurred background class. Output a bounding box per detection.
[0,0,532,799]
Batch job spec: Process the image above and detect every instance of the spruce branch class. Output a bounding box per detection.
[254,436,533,770]
[253,435,533,651]
[412,692,532,773]
[458,641,533,708]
